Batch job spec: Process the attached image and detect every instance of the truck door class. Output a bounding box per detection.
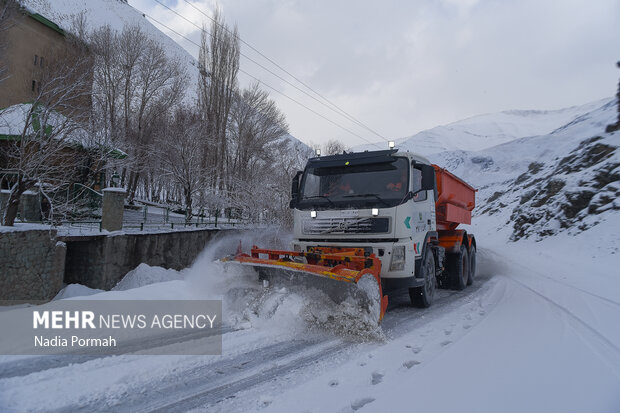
[411,165,435,233]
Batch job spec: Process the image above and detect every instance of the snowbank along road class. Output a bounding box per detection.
[1,235,619,413]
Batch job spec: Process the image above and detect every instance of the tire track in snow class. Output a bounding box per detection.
[504,275,620,375]
[482,247,620,374]
[7,262,500,412]
[482,248,620,308]
[72,277,498,413]
[142,341,344,413]
[0,326,236,379]
[49,338,335,413]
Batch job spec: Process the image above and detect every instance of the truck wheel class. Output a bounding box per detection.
[409,251,436,308]
[467,246,476,286]
[448,244,469,290]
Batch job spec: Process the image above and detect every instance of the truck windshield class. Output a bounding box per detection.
[298,157,409,209]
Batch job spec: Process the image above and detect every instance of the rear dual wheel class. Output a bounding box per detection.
[447,244,469,290]
[409,251,436,308]
[467,246,476,286]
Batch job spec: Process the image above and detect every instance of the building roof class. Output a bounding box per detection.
[0,103,127,159]
[27,12,65,36]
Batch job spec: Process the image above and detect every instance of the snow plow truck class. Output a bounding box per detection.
[222,148,477,325]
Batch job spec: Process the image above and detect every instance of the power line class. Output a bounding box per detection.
[178,0,389,142]
[152,0,389,143]
[141,12,383,149]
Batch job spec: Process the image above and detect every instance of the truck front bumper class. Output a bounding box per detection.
[294,239,421,282]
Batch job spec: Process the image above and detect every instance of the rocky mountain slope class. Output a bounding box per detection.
[429,98,619,241]
[355,98,611,156]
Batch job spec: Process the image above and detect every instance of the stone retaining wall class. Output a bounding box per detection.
[60,229,241,290]
[0,229,66,301]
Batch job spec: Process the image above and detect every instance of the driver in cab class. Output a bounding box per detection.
[387,169,407,192]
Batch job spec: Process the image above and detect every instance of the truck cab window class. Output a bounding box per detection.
[412,168,427,201]
[299,157,410,209]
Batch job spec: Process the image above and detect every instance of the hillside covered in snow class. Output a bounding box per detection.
[356,98,612,155]
[20,0,200,96]
[357,97,619,243]
[429,98,619,242]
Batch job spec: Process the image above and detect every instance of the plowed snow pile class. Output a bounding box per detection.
[184,235,385,340]
[112,264,185,291]
[66,231,385,341]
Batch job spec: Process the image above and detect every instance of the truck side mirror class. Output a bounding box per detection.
[290,170,303,208]
[420,164,435,190]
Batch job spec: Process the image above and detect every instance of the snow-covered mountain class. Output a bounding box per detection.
[355,98,612,156]
[355,97,619,242]
[20,0,200,95]
[428,98,619,241]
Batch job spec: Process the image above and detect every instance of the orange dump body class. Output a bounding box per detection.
[432,165,476,231]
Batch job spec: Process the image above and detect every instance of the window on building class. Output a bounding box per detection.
[34,55,38,65]
[31,80,36,91]
[40,57,44,68]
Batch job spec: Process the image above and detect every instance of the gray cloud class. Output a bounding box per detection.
[130,0,620,147]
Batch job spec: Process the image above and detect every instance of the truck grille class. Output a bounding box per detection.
[303,217,390,235]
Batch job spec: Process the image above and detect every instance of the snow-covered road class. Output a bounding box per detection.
[1,244,619,413]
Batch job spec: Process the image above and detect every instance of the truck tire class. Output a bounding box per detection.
[467,246,476,286]
[409,250,436,308]
[447,244,469,290]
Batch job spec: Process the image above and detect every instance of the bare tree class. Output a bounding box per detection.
[228,82,288,191]
[154,108,206,221]
[91,25,123,144]
[198,9,240,190]
[127,36,186,200]
[0,50,93,226]
[323,139,349,155]
[269,138,313,227]
[89,24,187,201]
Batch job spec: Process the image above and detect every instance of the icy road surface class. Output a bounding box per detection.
[0,242,619,413]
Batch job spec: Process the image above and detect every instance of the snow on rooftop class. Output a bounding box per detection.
[0,104,34,136]
[102,187,127,193]
[0,103,92,147]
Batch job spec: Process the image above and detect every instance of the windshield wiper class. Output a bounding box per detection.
[303,195,336,207]
[343,193,390,207]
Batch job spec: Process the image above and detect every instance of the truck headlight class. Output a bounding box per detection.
[390,246,405,271]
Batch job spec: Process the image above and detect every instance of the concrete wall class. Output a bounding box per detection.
[0,228,243,300]
[60,229,241,290]
[0,229,65,301]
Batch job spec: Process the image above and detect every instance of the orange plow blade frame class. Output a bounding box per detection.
[222,246,389,323]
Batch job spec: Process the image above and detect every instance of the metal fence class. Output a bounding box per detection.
[54,205,251,234]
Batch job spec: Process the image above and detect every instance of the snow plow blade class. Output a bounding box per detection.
[221,246,388,324]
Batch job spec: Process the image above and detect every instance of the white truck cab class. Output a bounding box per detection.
[289,149,439,292]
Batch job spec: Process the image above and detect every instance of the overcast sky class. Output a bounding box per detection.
[129,0,620,148]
